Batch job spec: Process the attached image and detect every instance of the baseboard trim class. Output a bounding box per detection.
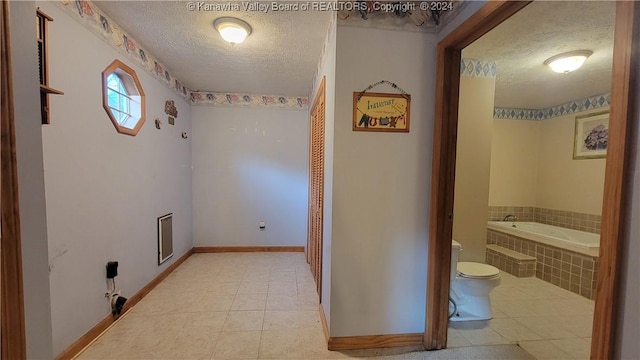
[328,333,424,351]
[55,249,193,360]
[192,246,305,253]
[122,249,193,310]
[319,303,329,342]
[54,314,112,360]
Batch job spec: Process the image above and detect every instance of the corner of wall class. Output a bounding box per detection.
[436,1,487,41]
[330,25,435,337]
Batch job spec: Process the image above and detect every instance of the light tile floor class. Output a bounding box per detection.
[76,253,592,360]
[76,252,337,360]
[448,271,594,360]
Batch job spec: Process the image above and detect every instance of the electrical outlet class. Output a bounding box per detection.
[259,221,266,230]
[106,261,118,279]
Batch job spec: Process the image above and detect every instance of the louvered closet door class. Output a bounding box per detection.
[308,77,325,299]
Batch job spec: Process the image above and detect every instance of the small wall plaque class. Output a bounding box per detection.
[164,100,178,117]
[353,92,410,132]
[168,116,175,125]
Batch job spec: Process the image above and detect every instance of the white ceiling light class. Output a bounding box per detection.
[214,17,252,45]
[544,50,593,73]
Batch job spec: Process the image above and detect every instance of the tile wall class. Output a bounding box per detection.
[488,206,601,234]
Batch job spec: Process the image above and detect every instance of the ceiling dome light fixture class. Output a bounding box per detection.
[214,17,252,45]
[544,50,593,74]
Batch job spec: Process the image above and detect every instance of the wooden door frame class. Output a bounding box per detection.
[424,3,638,360]
[1,1,28,358]
[308,76,326,300]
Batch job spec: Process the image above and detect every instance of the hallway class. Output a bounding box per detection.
[77,252,329,359]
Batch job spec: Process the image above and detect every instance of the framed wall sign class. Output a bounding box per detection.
[353,92,410,132]
[573,111,609,159]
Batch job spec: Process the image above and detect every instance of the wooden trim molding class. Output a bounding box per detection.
[1,1,27,358]
[55,249,193,360]
[55,315,112,360]
[101,59,146,136]
[425,0,530,351]
[327,333,423,351]
[591,2,639,359]
[319,304,329,342]
[192,246,304,253]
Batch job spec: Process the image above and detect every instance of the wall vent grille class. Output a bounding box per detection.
[158,213,173,265]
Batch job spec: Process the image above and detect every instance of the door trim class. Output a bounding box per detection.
[591,2,638,358]
[424,3,636,359]
[1,1,28,358]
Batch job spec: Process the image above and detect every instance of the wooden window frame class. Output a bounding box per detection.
[101,59,146,136]
[424,3,639,360]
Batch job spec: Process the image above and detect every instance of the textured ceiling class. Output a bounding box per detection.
[96,1,333,97]
[463,1,615,109]
[94,1,466,98]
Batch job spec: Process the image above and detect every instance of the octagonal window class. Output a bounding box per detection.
[102,60,145,136]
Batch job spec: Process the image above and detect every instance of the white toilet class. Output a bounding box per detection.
[449,240,501,322]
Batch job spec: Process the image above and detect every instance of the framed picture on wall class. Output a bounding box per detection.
[573,111,609,160]
[353,92,410,132]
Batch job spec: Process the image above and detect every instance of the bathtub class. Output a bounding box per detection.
[487,221,599,256]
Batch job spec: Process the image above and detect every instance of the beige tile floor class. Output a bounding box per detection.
[76,253,592,360]
[448,271,595,360]
[76,252,337,360]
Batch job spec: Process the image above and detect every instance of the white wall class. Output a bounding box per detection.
[488,109,607,215]
[537,109,606,214]
[191,106,308,247]
[453,75,496,262]
[488,119,540,207]
[330,25,435,336]
[310,15,337,327]
[38,2,193,355]
[9,2,54,358]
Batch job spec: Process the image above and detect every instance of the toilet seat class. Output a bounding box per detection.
[457,262,500,279]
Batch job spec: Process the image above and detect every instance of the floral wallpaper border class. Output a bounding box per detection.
[494,93,611,120]
[190,92,309,108]
[56,0,191,101]
[54,0,310,109]
[460,59,497,78]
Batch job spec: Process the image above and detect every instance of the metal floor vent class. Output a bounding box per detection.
[158,213,173,265]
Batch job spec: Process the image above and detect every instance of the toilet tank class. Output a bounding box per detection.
[451,240,462,281]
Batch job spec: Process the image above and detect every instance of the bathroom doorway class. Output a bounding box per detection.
[452,1,612,356]
[425,2,638,359]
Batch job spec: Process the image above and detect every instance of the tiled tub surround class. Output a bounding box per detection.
[486,244,536,278]
[488,206,601,234]
[487,229,598,300]
[488,206,535,222]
